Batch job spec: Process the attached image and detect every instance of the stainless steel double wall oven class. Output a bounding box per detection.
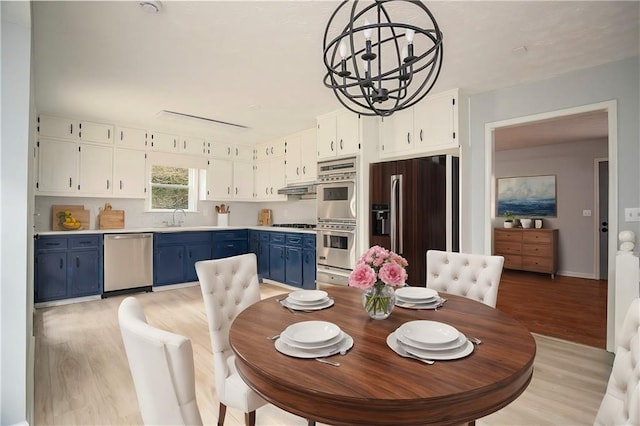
[316,157,358,285]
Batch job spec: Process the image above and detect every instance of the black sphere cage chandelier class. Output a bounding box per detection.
[323,0,444,117]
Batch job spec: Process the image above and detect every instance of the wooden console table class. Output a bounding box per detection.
[494,228,559,278]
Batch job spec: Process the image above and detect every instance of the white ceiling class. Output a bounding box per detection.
[31,1,639,146]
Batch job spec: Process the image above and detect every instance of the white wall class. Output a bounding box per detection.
[495,139,608,278]
[1,2,31,423]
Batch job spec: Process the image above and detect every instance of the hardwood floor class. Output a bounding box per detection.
[34,282,613,425]
[496,270,608,348]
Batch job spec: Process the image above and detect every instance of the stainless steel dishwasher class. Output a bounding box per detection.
[103,233,153,295]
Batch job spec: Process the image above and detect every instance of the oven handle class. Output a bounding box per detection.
[316,229,355,236]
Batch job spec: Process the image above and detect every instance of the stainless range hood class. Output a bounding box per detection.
[277,183,316,197]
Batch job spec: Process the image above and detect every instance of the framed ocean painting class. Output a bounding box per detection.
[497,175,557,217]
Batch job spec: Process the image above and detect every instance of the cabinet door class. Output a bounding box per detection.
[299,128,317,182]
[285,246,303,287]
[37,139,78,193]
[180,137,206,156]
[269,245,285,283]
[387,108,414,155]
[269,157,287,201]
[79,121,114,144]
[414,91,457,150]
[233,160,254,200]
[184,243,212,282]
[116,126,147,149]
[234,145,254,161]
[336,110,360,156]
[285,134,302,183]
[154,246,185,285]
[68,249,101,297]
[78,143,113,195]
[254,160,269,201]
[206,159,233,200]
[35,252,68,302]
[317,114,337,160]
[258,240,270,278]
[302,248,316,289]
[114,148,147,197]
[38,115,77,139]
[207,141,233,158]
[150,132,179,152]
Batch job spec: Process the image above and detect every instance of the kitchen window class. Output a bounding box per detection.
[148,165,198,211]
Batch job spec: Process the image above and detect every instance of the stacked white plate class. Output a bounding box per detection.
[395,287,444,309]
[387,320,473,361]
[275,320,353,358]
[281,290,334,311]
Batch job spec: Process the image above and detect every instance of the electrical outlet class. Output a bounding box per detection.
[625,207,640,222]
[582,210,591,217]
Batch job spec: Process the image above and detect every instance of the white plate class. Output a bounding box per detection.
[396,320,459,345]
[275,334,354,359]
[395,287,439,302]
[387,332,473,361]
[287,290,328,304]
[280,331,344,349]
[282,321,340,344]
[397,331,467,351]
[395,297,444,310]
[281,298,334,311]
[400,338,474,361]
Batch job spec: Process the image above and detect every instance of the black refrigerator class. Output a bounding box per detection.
[369,155,459,287]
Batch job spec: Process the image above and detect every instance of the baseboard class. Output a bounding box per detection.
[152,281,200,292]
[557,270,597,280]
[34,295,101,308]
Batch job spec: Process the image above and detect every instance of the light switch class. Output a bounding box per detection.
[625,207,640,222]
[582,210,591,217]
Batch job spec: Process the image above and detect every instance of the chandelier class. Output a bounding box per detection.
[322,0,444,117]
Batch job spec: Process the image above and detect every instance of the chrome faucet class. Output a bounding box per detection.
[171,208,186,227]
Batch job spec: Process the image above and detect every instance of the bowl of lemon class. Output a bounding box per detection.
[57,210,82,230]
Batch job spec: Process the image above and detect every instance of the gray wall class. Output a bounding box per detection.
[495,139,608,278]
[468,57,640,254]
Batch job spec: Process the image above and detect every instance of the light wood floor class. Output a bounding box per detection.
[34,283,613,425]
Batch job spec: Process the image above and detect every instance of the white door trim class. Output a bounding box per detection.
[484,100,618,351]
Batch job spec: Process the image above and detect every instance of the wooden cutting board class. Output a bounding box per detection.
[52,205,90,231]
[99,210,125,229]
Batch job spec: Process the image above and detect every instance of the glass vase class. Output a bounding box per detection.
[362,282,396,320]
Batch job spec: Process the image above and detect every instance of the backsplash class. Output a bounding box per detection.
[34,196,316,232]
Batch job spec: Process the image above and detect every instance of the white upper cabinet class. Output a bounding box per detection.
[413,89,458,151]
[255,157,286,201]
[180,137,206,156]
[206,141,233,158]
[379,88,460,159]
[234,145,254,161]
[149,132,179,152]
[202,158,233,200]
[114,148,147,198]
[38,115,78,139]
[36,138,78,193]
[78,120,114,144]
[317,109,360,161]
[285,128,317,184]
[78,143,113,194]
[256,138,286,161]
[233,160,254,200]
[116,126,147,150]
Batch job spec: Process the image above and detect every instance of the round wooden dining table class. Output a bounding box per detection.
[229,286,536,426]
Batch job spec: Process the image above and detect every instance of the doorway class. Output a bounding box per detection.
[484,100,618,350]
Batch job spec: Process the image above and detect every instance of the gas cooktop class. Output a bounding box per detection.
[272,223,316,229]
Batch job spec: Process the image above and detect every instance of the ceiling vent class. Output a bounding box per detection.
[156,110,250,131]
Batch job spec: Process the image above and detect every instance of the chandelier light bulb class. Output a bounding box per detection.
[405,28,415,43]
[363,19,372,40]
[339,40,348,59]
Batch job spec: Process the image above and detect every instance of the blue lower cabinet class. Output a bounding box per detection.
[154,232,212,286]
[212,230,248,259]
[302,235,316,289]
[269,244,285,283]
[285,246,303,287]
[34,234,103,303]
[257,233,271,278]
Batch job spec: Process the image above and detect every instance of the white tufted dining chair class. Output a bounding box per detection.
[195,253,267,426]
[426,250,505,308]
[594,297,639,426]
[118,296,203,426]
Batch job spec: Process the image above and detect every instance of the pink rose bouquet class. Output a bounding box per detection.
[349,246,408,316]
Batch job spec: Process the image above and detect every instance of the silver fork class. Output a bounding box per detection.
[468,336,482,345]
[434,298,448,311]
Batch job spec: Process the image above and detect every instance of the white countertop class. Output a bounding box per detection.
[35,225,317,236]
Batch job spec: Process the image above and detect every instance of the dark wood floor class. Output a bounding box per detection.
[496,270,607,349]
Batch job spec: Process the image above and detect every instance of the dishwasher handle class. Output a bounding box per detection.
[105,234,153,240]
